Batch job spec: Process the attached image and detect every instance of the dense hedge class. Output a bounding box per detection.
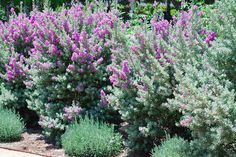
[0,0,235,156]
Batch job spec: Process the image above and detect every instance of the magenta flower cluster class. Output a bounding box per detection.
[0,3,121,140]
[63,106,82,121]
[4,56,25,81]
[108,60,131,88]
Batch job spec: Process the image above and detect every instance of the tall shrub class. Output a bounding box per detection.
[166,1,236,156]
[0,2,122,141]
[106,4,219,153]
[107,16,183,152]
[24,4,121,141]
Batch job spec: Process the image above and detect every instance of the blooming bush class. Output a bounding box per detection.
[107,15,183,152]
[25,4,120,141]
[0,11,34,110]
[107,4,221,153]
[0,3,122,141]
[166,1,236,156]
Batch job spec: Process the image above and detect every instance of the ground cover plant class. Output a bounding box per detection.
[0,107,24,142]
[151,136,191,157]
[61,116,122,157]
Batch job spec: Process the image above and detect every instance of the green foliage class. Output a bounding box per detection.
[0,6,6,21]
[166,0,236,156]
[107,17,182,152]
[129,2,177,28]
[61,116,122,157]
[151,136,191,157]
[206,0,236,88]
[0,108,24,142]
[168,58,236,156]
[0,42,27,110]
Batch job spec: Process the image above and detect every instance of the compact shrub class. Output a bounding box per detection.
[61,116,122,157]
[0,108,24,142]
[151,136,191,157]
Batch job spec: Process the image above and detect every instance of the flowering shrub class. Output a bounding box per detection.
[205,0,236,88]
[107,16,182,152]
[0,3,121,141]
[107,4,221,153]
[0,41,27,111]
[166,1,236,155]
[0,10,34,110]
[24,4,120,141]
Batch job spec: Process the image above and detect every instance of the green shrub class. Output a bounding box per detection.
[0,108,24,142]
[61,116,122,157]
[151,136,191,157]
[166,0,236,156]
[106,6,204,152]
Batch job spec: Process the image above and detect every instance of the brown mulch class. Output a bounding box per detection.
[0,129,147,157]
[0,129,67,157]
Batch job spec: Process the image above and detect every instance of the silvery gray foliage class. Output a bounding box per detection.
[166,0,236,155]
[107,18,181,152]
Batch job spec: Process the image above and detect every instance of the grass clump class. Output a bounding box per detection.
[151,136,191,157]
[0,108,24,142]
[62,116,123,157]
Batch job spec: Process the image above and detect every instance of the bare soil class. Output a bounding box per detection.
[0,129,67,157]
[0,129,146,157]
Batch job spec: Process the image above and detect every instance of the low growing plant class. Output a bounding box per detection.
[61,116,123,157]
[151,136,191,157]
[0,108,24,142]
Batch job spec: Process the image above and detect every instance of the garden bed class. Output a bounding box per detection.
[0,129,67,157]
[0,129,135,157]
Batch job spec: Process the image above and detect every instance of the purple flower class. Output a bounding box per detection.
[71,52,79,61]
[205,31,217,45]
[86,16,94,25]
[100,90,108,106]
[151,19,169,36]
[109,75,119,85]
[197,11,204,17]
[180,116,193,127]
[72,32,80,42]
[10,8,15,14]
[63,106,82,121]
[122,60,131,74]
[67,64,75,71]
